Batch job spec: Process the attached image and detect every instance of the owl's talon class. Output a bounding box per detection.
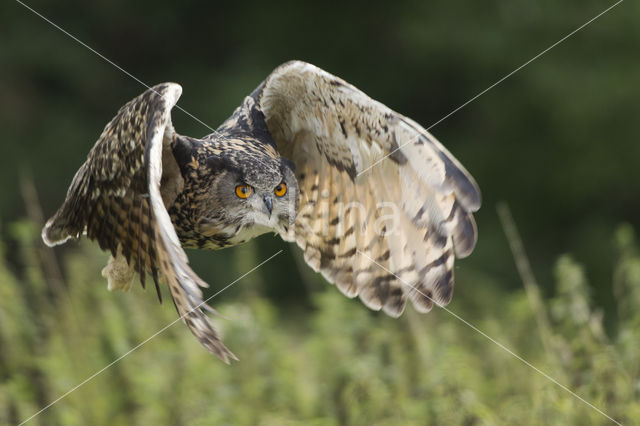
[101,248,135,292]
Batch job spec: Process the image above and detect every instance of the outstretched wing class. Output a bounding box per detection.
[254,61,481,316]
[42,84,236,362]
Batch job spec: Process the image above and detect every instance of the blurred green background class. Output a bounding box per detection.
[1,0,639,424]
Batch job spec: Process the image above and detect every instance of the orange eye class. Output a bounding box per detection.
[235,184,253,199]
[274,182,287,197]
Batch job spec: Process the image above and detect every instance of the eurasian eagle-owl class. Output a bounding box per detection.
[43,61,481,362]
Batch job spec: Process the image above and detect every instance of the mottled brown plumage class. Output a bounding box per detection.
[43,61,480,362]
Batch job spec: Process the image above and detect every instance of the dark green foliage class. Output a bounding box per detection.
[2,1,639,309]
[2,1,639,424]
[1,221,638,424]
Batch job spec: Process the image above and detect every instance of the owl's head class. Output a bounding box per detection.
[203,150,299,238]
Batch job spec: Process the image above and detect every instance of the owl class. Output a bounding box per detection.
[43,61,480,363]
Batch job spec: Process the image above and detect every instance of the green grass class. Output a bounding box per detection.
[1,220,639,425]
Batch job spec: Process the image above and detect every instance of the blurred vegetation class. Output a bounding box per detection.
[2,0,639,424]
[1,218,639,424]
[2,0,639,304]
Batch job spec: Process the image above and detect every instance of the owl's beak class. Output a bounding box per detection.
[263,195,273,218]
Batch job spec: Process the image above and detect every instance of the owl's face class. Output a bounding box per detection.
[203,153,299,240]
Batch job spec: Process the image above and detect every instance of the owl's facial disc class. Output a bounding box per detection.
[202,153,298,243]
[221,157,298,235]
[237,181,294,231]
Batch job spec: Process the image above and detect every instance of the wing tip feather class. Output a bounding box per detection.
[452,210,478,258]
[41,216,73,247]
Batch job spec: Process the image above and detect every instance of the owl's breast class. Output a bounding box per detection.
[228,223,272,245]
[169,203,271,251]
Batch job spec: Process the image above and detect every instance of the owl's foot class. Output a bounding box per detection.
[102,246,135,292]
